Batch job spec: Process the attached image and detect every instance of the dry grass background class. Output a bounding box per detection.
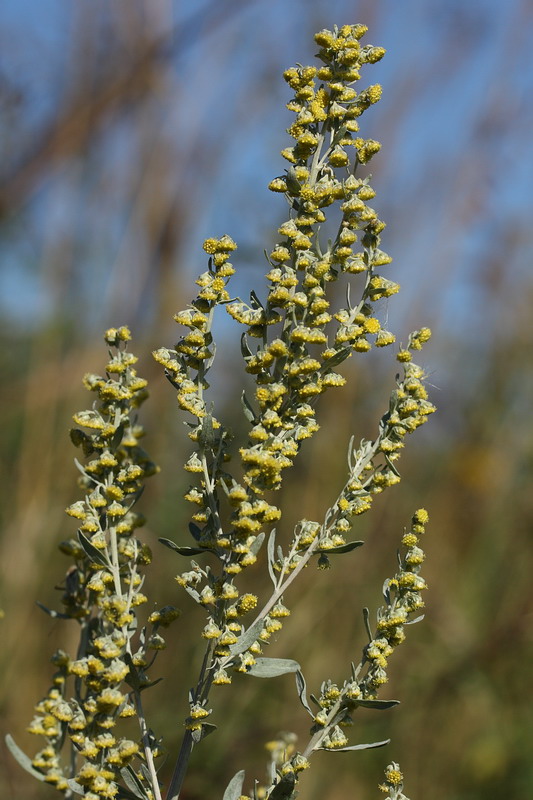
[1,1,532,798]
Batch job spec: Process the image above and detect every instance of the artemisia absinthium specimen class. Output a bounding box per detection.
[10,23,435,800]
[11,327,177,800]
[153,23,434,800]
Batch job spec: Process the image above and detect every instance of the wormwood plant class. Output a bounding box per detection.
[8,24,435,800]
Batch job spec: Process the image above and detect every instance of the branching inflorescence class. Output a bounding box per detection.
[9,23,434,800]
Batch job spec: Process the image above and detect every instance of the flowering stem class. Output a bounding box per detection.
[134,690,164,800]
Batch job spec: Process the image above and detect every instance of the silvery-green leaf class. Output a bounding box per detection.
[241,391,256,423]
[320,346,352,369]
[111,422,125,451]
[317,738,390,752]
[404,614,425,625]
[223,769,246,800]
[119,766,152,799]
[295,670,314,717]
[66,779,86,795]
[240,333,252,359]
[249,532,265,556]
[316,541,363,554]
[246,658,300,678]
[227,618,265,658]
[5,735,46,781]
[356,699,399,710]
[159,539,212,557]
[362,607,373,641]
[191,722,217,743]
[138,763,153,784]
[267,530,277,586]
[199,415,215,449]
[384,454,400,477]
[77,531,109,567]
[250,290,264,309]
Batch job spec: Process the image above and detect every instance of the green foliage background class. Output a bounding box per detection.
[1,2,532,798]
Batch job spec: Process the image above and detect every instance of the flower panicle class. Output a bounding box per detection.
[25,328,171,796]
[378,762,410,799]
[303,511,429,757]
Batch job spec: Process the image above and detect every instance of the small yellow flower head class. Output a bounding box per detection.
[202,235,237,254]
[413,508,429,526]
[104,326,131,345]
[213,668,232,685]
[364,46,386,64]
[396,349,412,363]
[376,330,396,347]
[236,593,258,614]
[269,177,288,193]
[384,763,403,785]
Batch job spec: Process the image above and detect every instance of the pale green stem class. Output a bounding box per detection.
[133,690,164,800]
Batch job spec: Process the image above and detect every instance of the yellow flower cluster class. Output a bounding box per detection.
[361,508,430,695]
[153,26,432,707]
[26,330,171,796]
[378,761,410,799]
[303,511,429,760]
[227,24,396,502]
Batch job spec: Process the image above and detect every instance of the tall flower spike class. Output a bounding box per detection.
[232,24,393,507]
[20,328,168,798]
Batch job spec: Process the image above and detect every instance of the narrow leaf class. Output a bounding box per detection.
[267,530,277,586]
[240,333,253,359]
[227,618,265,658]
[250,289,264,309]
[268,772,296,800]
[36,602,72,620]
[362,607,373,641]
[159,539,212,557]
[241,391,256,424]
[5,735,46,781]
[123,653,140,692]
[189,522,202,541]
[119,766,149,800]
[384,454,401,477]
[223,770,246,800]
[66,779,86,795]
[316,541,364,554]
[321,346,352,369]
[249,532,265,556]
[140,677,163,693]
[120,766,152,799]
[295,670,314,717]
[246,658,300,678]
[77,530,109,567]
[356,699,400,710]
[404,614,425,625]
[199,414,215,449]
[318,738,390,752]
[191,722,217,743]
[111,422,126,451]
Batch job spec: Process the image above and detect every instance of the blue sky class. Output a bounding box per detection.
[1,0,532,353]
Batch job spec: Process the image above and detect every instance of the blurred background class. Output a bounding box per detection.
[1,0,532,798]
